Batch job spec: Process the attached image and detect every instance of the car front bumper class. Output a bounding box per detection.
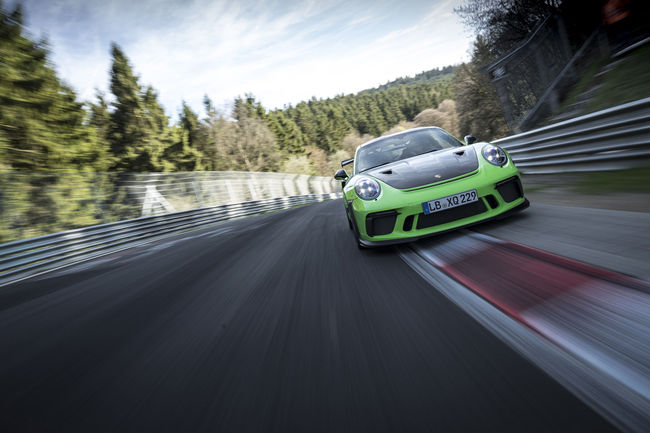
[356,198,529,248]
[348,168,528,247]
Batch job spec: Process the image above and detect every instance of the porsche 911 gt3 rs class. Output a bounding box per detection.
[333,127,529,248]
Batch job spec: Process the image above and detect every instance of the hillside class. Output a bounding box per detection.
[360,65,457,94]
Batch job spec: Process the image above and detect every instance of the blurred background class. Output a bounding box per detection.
[1,0,649,242]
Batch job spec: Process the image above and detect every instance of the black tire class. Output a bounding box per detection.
[346,207,365,249]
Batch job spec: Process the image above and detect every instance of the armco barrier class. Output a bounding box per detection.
[0,193,340,286]
[0,171,338,243]
[494,97,650,174]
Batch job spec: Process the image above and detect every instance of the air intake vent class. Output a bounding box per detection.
[485,194,499,209]
[496,177,523,203]
[403,215,414,231]
[366,210,398,237]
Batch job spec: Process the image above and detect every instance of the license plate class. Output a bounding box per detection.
[422,190,478,215]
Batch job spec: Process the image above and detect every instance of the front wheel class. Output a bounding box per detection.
[347,207,367,249]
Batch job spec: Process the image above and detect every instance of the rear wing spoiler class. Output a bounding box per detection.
[341,158,354,167]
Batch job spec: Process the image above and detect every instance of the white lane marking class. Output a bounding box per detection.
[398,247,650,433]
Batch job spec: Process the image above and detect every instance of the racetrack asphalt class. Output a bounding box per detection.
[0,199,618,432]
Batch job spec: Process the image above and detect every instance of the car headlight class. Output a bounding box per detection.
[482,144,508,166]
[354,177,381,200]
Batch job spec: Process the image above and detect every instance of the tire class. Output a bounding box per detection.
[347,208,367,249]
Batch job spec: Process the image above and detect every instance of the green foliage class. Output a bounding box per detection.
[107,44,176,171]
[268,81,452,155]
[589,45,650,113]
[267,111,305,153]
[574,166,650,194]
[0,3,113,242]
[162,102,205,171]
[0,3,104,171]
[360,65,456,93]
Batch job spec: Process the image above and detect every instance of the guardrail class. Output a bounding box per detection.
[0,171,338,243]
[493,97,650,174]
[0,193,340,286]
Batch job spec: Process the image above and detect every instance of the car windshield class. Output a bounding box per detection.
[355,128,462,173]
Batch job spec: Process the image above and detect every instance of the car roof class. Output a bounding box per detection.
[357,126,444,150]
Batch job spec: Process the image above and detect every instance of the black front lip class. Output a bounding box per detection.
[358,198,530,248]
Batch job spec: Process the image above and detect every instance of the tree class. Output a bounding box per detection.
[414,99,460,136]
[0,3,116,240]
[88,92,111,151]
[229,97,281,172]
[107,44,172,171]
[163,102,204,171]
[455,0,560,57]
[267,111,305,154]
[0,3,102,171]
[454,38,509,141]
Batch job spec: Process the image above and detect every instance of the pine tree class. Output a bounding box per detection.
[163,102,204,171]
[266,111,305,153]
[0,3,110,240]
[0,3,100,171]
[107,44,170,171]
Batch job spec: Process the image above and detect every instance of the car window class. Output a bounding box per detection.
[355,128,461,173]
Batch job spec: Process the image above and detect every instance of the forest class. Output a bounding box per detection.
[0,2,465,179]
[0,0,620,178]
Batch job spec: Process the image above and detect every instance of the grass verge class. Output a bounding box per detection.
[572,166,650,194]
[588,44,650,112]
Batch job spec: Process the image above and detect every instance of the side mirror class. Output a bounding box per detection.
[464,135,477,145]
[334,169,348,181]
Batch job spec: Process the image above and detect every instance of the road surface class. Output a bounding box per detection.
[0,200,622,432]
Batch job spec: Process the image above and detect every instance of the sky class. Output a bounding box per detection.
[11,0,474,116]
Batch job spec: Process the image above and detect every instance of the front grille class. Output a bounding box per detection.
[366,210,398,236]
[496,177,523,203]
[416,200,487,230]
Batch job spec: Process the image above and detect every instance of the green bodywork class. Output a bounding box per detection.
[338,140,527,247]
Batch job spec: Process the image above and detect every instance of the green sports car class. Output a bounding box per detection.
[333,127,529,248]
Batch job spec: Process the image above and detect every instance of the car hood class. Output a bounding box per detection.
[364,146,479,190]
